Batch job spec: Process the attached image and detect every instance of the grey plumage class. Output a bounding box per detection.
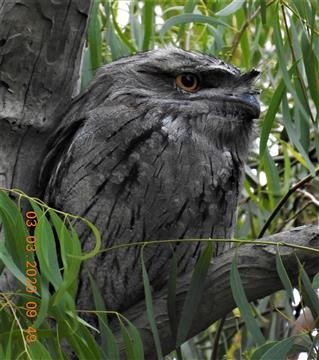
[42,48,260,311]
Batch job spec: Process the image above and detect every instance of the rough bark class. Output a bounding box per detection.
[0,0,91,195]
[0,0,92,298]
[111,225,319,358]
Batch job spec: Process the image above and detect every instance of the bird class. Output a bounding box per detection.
[41,47,260,312]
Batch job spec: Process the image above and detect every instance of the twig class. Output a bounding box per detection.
[258,168,319,238]
[228,0,276,62]
[276,201,312,233]
[211,316,226,360]
[297,189,319,207]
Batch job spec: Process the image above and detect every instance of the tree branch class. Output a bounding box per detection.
[112,225,319,358]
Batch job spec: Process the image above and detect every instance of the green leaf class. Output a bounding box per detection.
[284,141,308,169]
[142,0,154,51]
[130,1,143,50]
[107,21,131,61]
[215,0,245,16]
[176,243,212,347]
[81,47,93,90]
[260,0,267,24]
[282,93,315,173]
[251,341,276,360]
[160,14,233,40]
[315,131,319,172]
[183,0,198,13]
[298,260,319,320]
[5,319,15,360]
[49,211,81,305]
[275,249,294,302]
[108,3,136,59]
[176,0,198,47]
[120,318,144,360]
[282,142,291,193]
[230,254,265,346]
[301,31,319,112]
[0,191,28,272]
[28,341,53,360]
[167,250,178,344]
[259,60,300,157]
[259,78,285,157]
[33,276,50,328]
[273,12,310,123]
[0,242,27,287]
[32,204,63,290]
[89,274,119,360]
[72,217,101,261]
[312,273,319,289]
[55,311,101,359]
[141,248,163,359]
[262,148,281,201]
[259,336,295,360]
[88,0,103,71]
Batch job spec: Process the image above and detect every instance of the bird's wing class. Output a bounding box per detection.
[42,100,158,254]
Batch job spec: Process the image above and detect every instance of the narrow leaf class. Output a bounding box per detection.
[0,191,27,272]
[298,259,319,320]
[301,32,319,112]
[273,13,310,123]
[259,61,300,157]
[260,0,267,24]
[230,254,265,346]
[32,203,63,290]
[262,148,281,201]
[141,249,163,359]
[176,243,212,347]
[275,249,294,302]
[260,336,295,360]
[215,0,245,16]
[89,274,119,360]
[251,341,276,360]
[259,78,285,157]
[160,14,233,40]
[120,319,144,360]
[81,47,93,90]
[142,0,154,51]
[88,0,102,71]
[282,94,315,173]
[312,273,319,289]
[167,250,178,344]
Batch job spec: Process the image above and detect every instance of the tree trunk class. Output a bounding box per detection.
[0,0,91,196]
[0,0,92,302]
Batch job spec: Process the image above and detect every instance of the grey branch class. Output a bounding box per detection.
[112,225,319,358]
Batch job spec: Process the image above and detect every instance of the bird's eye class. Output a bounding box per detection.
[175,73,199,92]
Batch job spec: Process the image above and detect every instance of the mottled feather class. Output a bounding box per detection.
[42,48,260,311]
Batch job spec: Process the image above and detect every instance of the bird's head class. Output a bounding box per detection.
[95,47,260,157]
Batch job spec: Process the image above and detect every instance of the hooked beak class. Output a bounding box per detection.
[239,92,260,119]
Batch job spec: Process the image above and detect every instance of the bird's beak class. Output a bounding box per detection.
[237,69,260,119]
[239,93,260,118]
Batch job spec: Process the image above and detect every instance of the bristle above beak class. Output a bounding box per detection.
[240,69,260,83]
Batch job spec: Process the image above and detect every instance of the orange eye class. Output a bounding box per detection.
[175,73,199,92]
